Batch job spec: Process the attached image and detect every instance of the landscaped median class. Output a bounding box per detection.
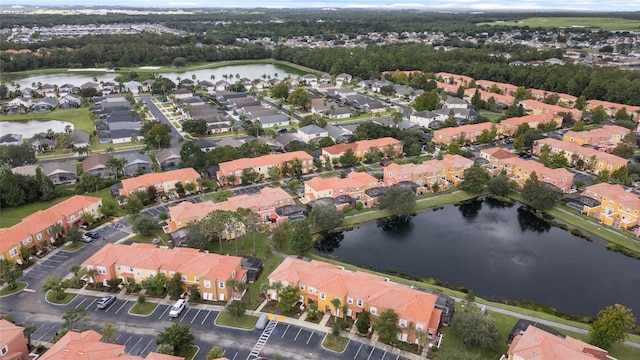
[214,311,259,329]
[129,299,158,316]
[44,290,77,305]
[0,282,28,296]
[322,333,350,353]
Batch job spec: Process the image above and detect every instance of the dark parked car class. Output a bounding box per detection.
[85,231,99,239]
[97,295,116,309]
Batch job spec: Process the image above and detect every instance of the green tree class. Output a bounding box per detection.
[271,81,290,100]
[62,307,90,331]
[487,174,511,196]
[227,300,247,319]
[68,264,82,287]
[413,90,440,111]
[521,172,560,211]
[0,260,23,289]
[64,226,83,243]
[464,290,476,306]
[101,323,118,344]
[0,169,26,207]
[290,220,313,255]
[133,216,160,236]
[613,133,636,159]
[310,203,345,232]
[288,87,311,110]
[157,344,175,355]
[181,119,208,135]
[339,148,359,167]
[379,186,416,215]
[441,109,459,128]
[141,272,167,296]
[180,142,207,169]
[594,169,610,184]
[589,304,636,349]
[590,106,607,124]
[144,123,171,150]
[23,324,37,349]
[272,220,290,250]
[356,310,371,334]
[277,285,300,313]
[206,346,225,360]
[125,195,144,215]
[375,309,399,344]
[453,310,501,350]
[156,323,195,355]
[167,272,185,298]
[460,163,489,193]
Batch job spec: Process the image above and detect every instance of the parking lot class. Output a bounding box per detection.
[22,251,72,284]
[233,184,268,196]
[140,196,203,220]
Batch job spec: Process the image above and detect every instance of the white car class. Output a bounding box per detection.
[80,235,93,243]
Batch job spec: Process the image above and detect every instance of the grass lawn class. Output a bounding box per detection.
[318,171,340,178]
[0,107,94,133]
[129,301,158,315]
[0,187,114,228]
[477,17,640,31]
[64,242,87,252]
[322,334,350,352]
[0,282,28,296]
[46,291,77,305]
[215,311,259,329]
[124,232,170,247]
[553,326,640,359]
[178,345,199,360]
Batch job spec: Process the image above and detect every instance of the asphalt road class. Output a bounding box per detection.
[140,95,183,147]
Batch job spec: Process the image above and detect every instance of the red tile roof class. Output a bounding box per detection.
[120,168,200,196]
[582,183,640,211]
[217,151,313,176]
[508,326,608,360]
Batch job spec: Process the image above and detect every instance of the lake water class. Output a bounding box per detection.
[10,63,304,90]
[0,120,74,139]
[315,198,640,318]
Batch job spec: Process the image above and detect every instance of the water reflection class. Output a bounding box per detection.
[376,214,413,231]
[517,206,552,233]
[458,199,483,220]
[314,232,344,253]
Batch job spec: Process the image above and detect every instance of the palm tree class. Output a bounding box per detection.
[85,268,96,284]
[271,281,284,300]
[210,74,215,81]
[50,223,64,245]
[260,282,272,301]
[68,264,82,287]
[23,325,37,349]
[330,298,342,320]
[106,146,115,154]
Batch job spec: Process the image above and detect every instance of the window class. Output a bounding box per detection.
[169,271,175,277]
[204,280,211,288]
[194,276,199,282]
[357,299,363,307]
[149,271,155,277]
[347,297,353,304]
[70,215,75,221]
[22,238,32,245]
[181,274,187,281]
[417,324,424,331]
[136,270,141,276]
[1,345,8,356]
[308,286,316,294]
[219,281,225,289]
[299,284,305,291]
[370,307,377,315]
[9,248,18,257]
[160,270,166,276]
[97,266,107,275]
[36,233,42,240]
[399,319,407,328]
[320,293,326,300]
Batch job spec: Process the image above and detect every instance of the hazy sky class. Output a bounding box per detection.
[7,1,640,11]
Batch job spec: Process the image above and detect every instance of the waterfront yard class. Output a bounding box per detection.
[477,17,640,31]
[0,107,94,133]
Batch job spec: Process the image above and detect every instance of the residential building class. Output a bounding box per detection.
[562,125,631,149]
[216,151,314,186]
[481,148,574,193]
[165,187,294,233]
[464,88,516,106]
[383,154,474,190]
[433,122,495,145]
[156,147,181,171]
[31,97,58,112]
[83,243,244,302]
[119,168,201,197]
[519,99,583,120]
[0,134,23,146]
[0,195,102,263]
[585,99,640,121]
[443,96,469,109]
[268,257,443,344]
[498,113,563,137]
[435,72,473,87]
[71,130,90,148]
[82,153,116,179]
[580,183,640,230]
[435,81,461,94]
[13,162,78,185]
[39,329,184,360]
[297,125,328,143]
[120,153,154,176]
[534,138,627,175]
[506,325,609,360]
[474,80,519,96]
[303,172,379,206]
[409,111,441,128]
[0,319,29,360]
[321,137,403,163]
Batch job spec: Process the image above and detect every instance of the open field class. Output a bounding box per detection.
[0,107,94,133]
[477,17,640,31]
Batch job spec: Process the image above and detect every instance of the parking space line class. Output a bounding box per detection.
[367,347,375,360]
[122,336,132,346]
[395,355,400,360]
[128,337,143,354]
[354,344,363,359]
[381,351,386,360]
[190,309,201,324]
[37,325,56,341]
[231,352,238,360]
[140,338,155,355]
[179,308,191,322]
[40,264,55,268]
[75,298,87,309]
[159,306,169,319]
[281,324,290,338]
[115,335,122,342]
[86,299,97,309]
[294,328,302,341]
[306,331,314,344]
[201,310,211,325]
[115,300,129,314]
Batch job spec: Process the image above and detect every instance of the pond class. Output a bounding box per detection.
[315,198,640,318]
[0,120,74,139]
[11,63,304,90]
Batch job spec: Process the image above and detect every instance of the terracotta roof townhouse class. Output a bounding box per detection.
[321,137,403,164]
[0,319,29,360]
[581,183,640,230]
[433,122,494,145]
[39,329,184,360]
[119,168,201,197]
[507,325,608,360]
[475,80,519,96]
[519,99,583,120]
[435,81,460,94]
[585,99,640,120]
[435,72,474,87]
[166,186,294,233]
[268,257,442,344]
[0,195,102,263]
[563,125,631,148]
[216,151,314,186]
[498,113,562,136]
[383,154,474,190]
[83,243,245,302]
[534,138,627,175]
[303,171,380,206]
[464,88,516,106]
